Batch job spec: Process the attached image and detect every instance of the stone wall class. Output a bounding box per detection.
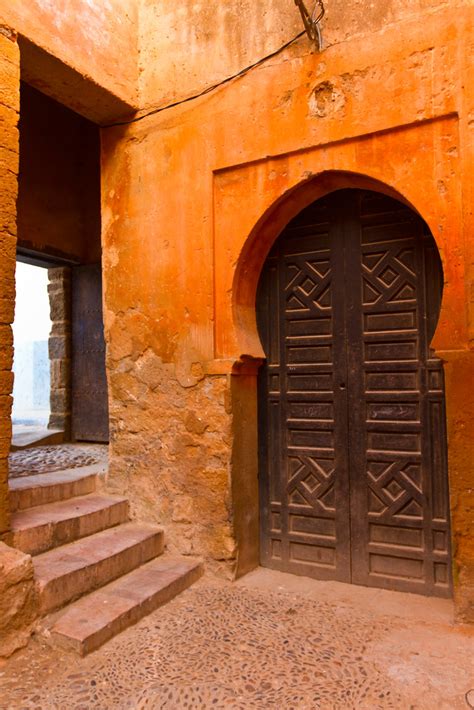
[0,543,38,658]
[0,26,19,538]
[105,344,235,574]
[48,268,72,437]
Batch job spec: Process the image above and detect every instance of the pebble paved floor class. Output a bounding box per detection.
[0,569,473,709]
[8,444,108,478]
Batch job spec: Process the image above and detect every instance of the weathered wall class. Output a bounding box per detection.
[0,26,19,538]
[102,0,474,619]
[0,542,38,658]
[0,0,138,122]
[138,0,453,107]
[17,83,101,264]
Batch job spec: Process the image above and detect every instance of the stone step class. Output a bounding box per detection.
[11,494,129,556]
[9,465,103,512]
[34,522,164,614]
[50,556,204,655]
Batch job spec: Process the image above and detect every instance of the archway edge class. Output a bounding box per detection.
[232,170,441,361]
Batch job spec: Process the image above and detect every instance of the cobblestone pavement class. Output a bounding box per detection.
[8,444,108,478]
[0,570,473,710]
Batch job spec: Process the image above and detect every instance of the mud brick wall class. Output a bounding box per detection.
[0,27,19,537]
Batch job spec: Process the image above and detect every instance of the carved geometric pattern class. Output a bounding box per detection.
[367,460,424,520]
[361,245,417,310]
[285,257,332,314]
[378,266,399,287]
[287,456,336,513]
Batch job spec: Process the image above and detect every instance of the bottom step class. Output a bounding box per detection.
[50,556,203,655]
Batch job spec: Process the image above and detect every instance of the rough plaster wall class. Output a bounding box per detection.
[0,0,138,110]
[138,0,452,107]
[105,337,235,574]
[0,27,19,537]
[17,84,101,263]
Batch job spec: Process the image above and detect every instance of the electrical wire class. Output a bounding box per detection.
[104,29,306,128]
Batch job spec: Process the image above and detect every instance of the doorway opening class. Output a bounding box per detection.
[9,78,108,474]
[12,260,52,432]
[256,188,452,598]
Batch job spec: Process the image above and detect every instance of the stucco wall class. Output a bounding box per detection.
[0,26,19,537]
[0,0,138,121]
[102,1,474,618]
[138,0,454,107]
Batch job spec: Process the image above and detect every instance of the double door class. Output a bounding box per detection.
[257,189,452,597]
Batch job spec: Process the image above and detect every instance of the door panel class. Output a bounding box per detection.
[71,263,109,443]
[257,200,352,582]
[257,189,452,597]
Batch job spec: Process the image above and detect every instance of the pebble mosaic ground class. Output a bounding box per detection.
[8,444,108,478]
[0,572,472,710]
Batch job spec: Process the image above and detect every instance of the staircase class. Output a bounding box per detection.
[9,465,203,655]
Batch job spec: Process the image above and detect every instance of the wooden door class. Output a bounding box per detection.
[71,263,109,442]
[257,189,452,597]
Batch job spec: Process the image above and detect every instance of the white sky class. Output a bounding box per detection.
[13,262,52,344]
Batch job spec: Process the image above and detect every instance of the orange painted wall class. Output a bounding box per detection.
[101,2,474,618]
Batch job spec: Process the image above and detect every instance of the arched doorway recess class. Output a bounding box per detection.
[256,188,452,598]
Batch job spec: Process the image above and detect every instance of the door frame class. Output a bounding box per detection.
[227,170,462,601]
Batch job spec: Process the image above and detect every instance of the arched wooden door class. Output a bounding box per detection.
[256,189,452,597]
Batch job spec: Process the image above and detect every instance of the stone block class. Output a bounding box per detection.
[0,265,15,298]
[49,295,70,322]
[0,395,12,417]
[0,146,19,181]
[49,335,70,359]
[0,432,12,458]
[0,102,18,156]
[0,326,13,377]
[0,295,14,324]
[48,267,71,284]
[48,413,70,431]
[50,320,71,337]
[0,542,39,657]
[50,359,71,389]
[50,389,70,414]
[0,370,13,396]
[0,230,17,264]
[0,31,20,75]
